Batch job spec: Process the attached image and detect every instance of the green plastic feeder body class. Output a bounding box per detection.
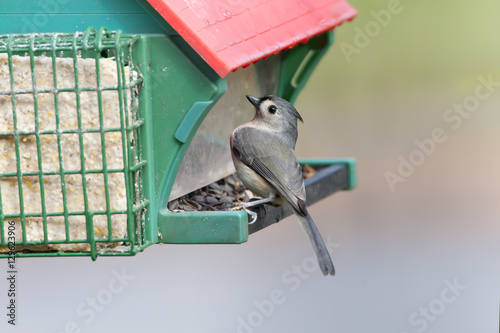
[0,0,357,259]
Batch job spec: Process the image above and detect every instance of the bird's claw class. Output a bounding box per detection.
[231,204,258,224]
[244,207,258,224]
[231,196,276,224]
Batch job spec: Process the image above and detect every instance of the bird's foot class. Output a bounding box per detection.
[231,205,258,224]
[231,196,276,224]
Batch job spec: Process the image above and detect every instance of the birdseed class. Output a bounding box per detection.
[169,165,315,213]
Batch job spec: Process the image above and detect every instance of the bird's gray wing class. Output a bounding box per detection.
[232,127,307,216]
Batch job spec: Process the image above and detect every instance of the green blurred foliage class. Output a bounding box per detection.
[309,0,500,93]
[295,0,500,158]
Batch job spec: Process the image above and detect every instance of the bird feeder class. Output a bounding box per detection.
[0,0,357,259]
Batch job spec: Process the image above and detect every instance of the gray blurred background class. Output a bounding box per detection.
[2,0,500,332]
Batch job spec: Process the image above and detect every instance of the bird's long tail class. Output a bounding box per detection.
[296,211,335,276]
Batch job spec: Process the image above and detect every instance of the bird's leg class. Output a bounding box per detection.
[238,196,276,208]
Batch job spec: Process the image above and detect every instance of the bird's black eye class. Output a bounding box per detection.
[268,105,277,114]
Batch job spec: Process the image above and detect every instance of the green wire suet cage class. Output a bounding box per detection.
[0,28,147,258]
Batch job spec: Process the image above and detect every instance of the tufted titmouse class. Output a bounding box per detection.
[230,95,335,276]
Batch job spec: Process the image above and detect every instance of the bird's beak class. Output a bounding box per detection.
[246,95,261,108]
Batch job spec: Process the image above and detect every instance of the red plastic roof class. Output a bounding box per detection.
[146,0,357,77]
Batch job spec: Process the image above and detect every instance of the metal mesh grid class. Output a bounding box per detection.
[0,27,147,259]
